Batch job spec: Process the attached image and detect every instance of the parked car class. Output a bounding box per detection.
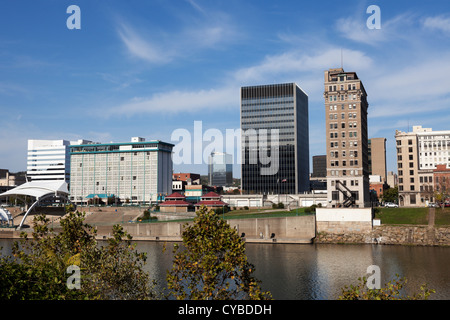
[428,203,439,208]
[384,202,399,208]
[445,203,450,207]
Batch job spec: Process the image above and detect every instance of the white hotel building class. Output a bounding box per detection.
[69,137,173,205]
[27,139,92,183]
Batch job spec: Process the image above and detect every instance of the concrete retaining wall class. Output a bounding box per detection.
[315,225,450,246]
[121,215,316,243]
[316,208,373,234]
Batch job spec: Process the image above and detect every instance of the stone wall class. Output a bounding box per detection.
[315,225,450,246]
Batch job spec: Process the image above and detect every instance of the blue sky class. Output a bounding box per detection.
[1,0,450,178]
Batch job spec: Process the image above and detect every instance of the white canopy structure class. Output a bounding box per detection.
[0,180,70,230]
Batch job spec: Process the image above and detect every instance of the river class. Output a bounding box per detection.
[2,239,449,300]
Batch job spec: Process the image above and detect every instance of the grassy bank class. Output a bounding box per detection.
[375,207,450,225]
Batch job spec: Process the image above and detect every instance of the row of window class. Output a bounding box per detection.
[330,142,359,150]
[328,104,358,111]
[329,112,358,120]
[327,94,359,102]
[330,159,360,167]
[330,131,359,139]
[329,122,358,129]
[241,113,294,119]
[329,169,360,176]
[328,84,357,92]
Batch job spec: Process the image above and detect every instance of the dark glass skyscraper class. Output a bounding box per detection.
[240,83,309,194]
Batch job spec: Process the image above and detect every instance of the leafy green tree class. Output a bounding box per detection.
[339,274,435,300]
[166,205,272,300]
[382,187,399,204]
[0,211,155,300]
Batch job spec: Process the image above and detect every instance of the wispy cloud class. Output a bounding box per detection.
[422,15,450,34]
[117,23,172,64]
[111,86,238,116]
[233,48,373,85]
[336,12,416,45]
[116,4,240,65]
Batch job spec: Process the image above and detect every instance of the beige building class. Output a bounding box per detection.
[0,169,26,187]
[324,68,370,208]
[368,138,387,182]
[395,125,450,207]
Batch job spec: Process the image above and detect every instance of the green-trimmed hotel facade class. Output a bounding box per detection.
[69,138,173,205]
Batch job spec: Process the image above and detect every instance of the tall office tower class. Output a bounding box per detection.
[368,137,387,182]
[27,139,91,183]
[208,152,233,187]
[324,68,370,207]
[395,125,450,207]
[240,83,309,194]
[69,138,173,205]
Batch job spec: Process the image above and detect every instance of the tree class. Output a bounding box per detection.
[0,211,155,300]
[382,187,398,204]
[339,274,435,300]
[166,205,272,300]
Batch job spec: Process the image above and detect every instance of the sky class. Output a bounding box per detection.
[1,0,450,178]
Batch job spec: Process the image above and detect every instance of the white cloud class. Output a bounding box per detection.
[422,15,450,34]
[336,12,416,45]
[111,86,239,115]
[116,6,240,64]
[117,23,173,64]
[233,48,373,84]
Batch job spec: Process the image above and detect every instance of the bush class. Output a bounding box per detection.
[244,206,249,210]
[214,207,230,215]
[277,202,284,209]
[166,206,272,300]
[142,210,150,220]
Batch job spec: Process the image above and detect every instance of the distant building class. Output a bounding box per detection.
[27,139,92,183]
[240,83,310,194]
[194,192,229,211]
[368,138,387,183]
[324,68,370,208]
[386,171,398,188]
[369,174,388,200]
[208,152,233,187]
[312,155,327,178]
[69,138,173,205]
[172,173,201,184]
[433,164,450,203]
[159,192,192,213]
[0,169,26,187]
[395,125,450,207]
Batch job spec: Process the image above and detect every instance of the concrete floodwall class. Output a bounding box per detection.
[316,208,373,234]
[121,214,316,243]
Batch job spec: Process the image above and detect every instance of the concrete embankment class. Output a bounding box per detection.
[120,214,316,244]
[0,207,317,244]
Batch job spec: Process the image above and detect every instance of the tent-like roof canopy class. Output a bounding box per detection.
[0,180,70,230]
[0,180,69,199]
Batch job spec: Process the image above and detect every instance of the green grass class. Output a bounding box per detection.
[375,207,429,225]
[434,208,450,226]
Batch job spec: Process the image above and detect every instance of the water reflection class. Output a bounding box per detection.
[2,239,449,300]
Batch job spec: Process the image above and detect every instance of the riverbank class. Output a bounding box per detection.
[2,206,449,246]
[315,208,450,246]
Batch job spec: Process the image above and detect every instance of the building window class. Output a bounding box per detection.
[332,191,339,201]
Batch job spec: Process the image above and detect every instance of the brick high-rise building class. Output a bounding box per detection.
[324,68,370,207]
